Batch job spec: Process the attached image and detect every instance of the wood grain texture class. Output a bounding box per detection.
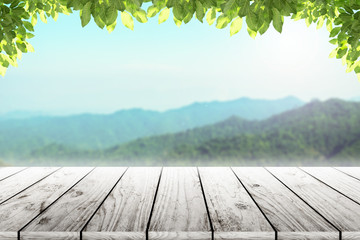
[268,167,360,240]
[301,167,360,204]
[20,167,127,240]
[232,167,338,240]
[0,167,93,240]
[0,167,27,181]
[335,167,360,181]
[0,167,59,204]
[83,167,162,240]
[198,167,274,240]
[148,167,211,240]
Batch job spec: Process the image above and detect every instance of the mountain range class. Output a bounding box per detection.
[15,99,360,165]
[0,96,303,159]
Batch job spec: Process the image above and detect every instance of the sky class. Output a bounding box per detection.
[0,8,360,115]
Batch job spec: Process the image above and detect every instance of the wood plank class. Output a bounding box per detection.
[20,167,127,240]
[0,167,59,204]
[301,167,360,204]
[0,167,93,240]
[268,167,360,240]
[148,167,211,240]
[334,167,360,181]
[198,167,274,240]
[0,167,27,181]
[83,167,161,240]
[232,167,338,240]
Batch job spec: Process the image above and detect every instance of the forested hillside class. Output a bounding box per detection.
[21,99,360,165]
[100,99,360,163]
[0,97,302,158]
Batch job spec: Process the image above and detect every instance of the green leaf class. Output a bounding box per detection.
[247,27,257,39]
[25,42,34,52]
[53,11,59,21]
[174,17,182,27]
[105,7,118,25]
[326,19,333,32]
[216,14,230,29]
[106,21,117,33]
[147,5,159,18]
[337,47,347,58]
[158,8,170,24]
[259,21,270,35]
[196,1,205,22]
[246,10,258,31]
[238,0,249,17]
[0,64,7,77]
[114,0,126,11]
[16,41,27,53]
[39,11,47,23]
[206,8,216,25]
[121,11,134,30]
[329,38,337,45]
[173,2,185,20]
[80,2,92,27]
[31,14,37,26]
[23,21,34,31]
[316,16,324,29]
[224,0,237,15]
[329,48,338,58]
[230,17,243,36]
[134,9,148,23]
[329,27,341,37]
[26,32,35,39]
[94,14,106,29]
[272,8,283,33]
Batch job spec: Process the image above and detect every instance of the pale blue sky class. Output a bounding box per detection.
[0,9,359,114]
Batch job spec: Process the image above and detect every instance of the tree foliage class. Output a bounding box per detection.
[1,0,360,78]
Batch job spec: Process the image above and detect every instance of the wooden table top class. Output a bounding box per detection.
[0,167,359,240]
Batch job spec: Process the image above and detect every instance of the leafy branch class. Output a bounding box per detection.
[1,0,360,79]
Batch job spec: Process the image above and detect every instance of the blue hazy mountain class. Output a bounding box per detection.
[0,96,303,158]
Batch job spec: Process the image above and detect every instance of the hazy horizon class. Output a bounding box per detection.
[0,95,356,116]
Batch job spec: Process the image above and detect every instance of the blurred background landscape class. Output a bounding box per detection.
[1,96,360,166]
[1,12,360,166]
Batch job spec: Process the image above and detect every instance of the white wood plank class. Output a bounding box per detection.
[198,167,274,240]
[268,167,360,240]
[0,167,93,240]
[83,167,161,240]
[232,167,339,240]
[301,167,360,204]
[148,167,211,240]
[335,167,360,181]
[0,167,27,181]
[20,167,127,240]
[0,167,59,204]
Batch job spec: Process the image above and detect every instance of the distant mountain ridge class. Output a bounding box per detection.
[101,99,360,163]
[21,99,360,165]
[0,96,303,158]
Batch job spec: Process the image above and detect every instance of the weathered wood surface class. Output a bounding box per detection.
[232,167,338,240]
[83,167,162,240]
[0,167,359,240]
[268,167,360,240]
[148,167,211,240]
[0,167,93,240]
[0,167,59,204]
[335,167,360,180]
[20,167,127,240]
[198,167,274,240]
[302,167,360,204]
[0,167,27,181]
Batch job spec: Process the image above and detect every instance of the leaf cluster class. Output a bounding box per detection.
[0,0,360,79]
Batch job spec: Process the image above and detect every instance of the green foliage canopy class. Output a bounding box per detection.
[1,0,360,78]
